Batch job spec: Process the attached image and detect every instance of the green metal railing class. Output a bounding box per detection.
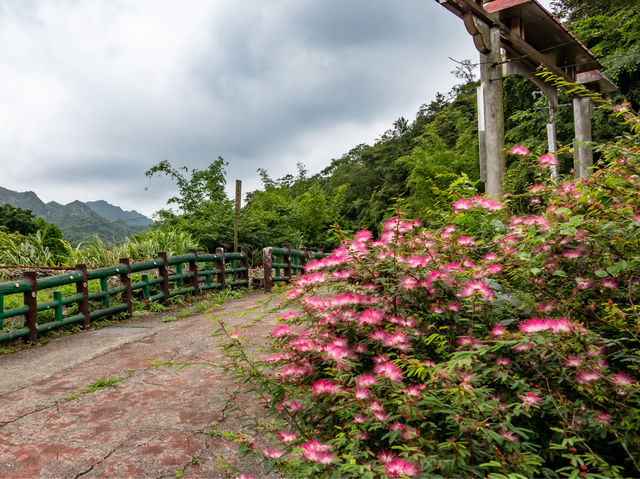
[0,247,249,344]
[262,244,326,292]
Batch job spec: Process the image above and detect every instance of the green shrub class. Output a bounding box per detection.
[218,100,640,478]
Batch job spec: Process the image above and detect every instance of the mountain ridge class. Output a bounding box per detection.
[0,186,153,245]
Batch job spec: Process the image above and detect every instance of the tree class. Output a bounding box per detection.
[146,158,234,252]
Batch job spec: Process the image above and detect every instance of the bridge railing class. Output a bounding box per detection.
[0,247,249,344]
[262,244,326,292]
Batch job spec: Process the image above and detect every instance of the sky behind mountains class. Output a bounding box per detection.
[0,0,553,218]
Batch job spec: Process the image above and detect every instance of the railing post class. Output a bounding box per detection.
[216,247,226,289]
[282,243,292,281]
[23,271,38,342]
[263,247,273,293]
[189,249,200,296]
[53,291,63,322]
[299,247,307,273]
[119,258,133,318]
[240,246,250,283]
[158,252,170,303]
[75,264,90,330]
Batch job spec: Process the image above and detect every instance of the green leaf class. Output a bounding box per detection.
[553,270,567,277]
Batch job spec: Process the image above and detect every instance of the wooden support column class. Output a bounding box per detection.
[263,247,273,293]
[75,264,90,329]
[573,96,593,178]
[23,271,38,342]
[119,258,133,318]
[158,252,170,303]
[480,25,505,198]
[216,247,226,289]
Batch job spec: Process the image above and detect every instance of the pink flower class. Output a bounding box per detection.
[300,440,335,464]
[262,449,285,459]
[457,236,475,246]
[374,361,404,382]
[356,375,378,388]
[453,198,474,210]
[458,280,495,301]
[401,277,419,290]
[495,358,511,367]
[575,278,594,290]
[499,430,519,441]
[234,475,255,479]
[576,370,600,383]
[490,326,506,336]
[510,145,530,156]
[518,317,575,334]
[311,380,343,395]
[595,411,612,426]
[537,154,558,167]
[357,308,384,326]
[562,249,582,259]
[520,392,542,409]
[278,431,298,443]
[401,385,422,397]
[564,357,582,367]
[611,372,635,386]
[386,458,420,477]
[601,278,618,288]
[272,325,296,338]
[355,388,370,400]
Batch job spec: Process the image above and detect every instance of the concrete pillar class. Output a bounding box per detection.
[547,104,558,179]
[480,26,505,198]
[573,96,593,178]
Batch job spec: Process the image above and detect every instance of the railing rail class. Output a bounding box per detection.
[0,247,249,344]
[262,244,326,292]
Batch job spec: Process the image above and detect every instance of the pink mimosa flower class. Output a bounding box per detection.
[385,458,420,477]
[538,154,558,167]
[262,449,285,459]
[520,392,542,409]
[510,145,530,156]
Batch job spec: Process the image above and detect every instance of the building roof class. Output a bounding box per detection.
[484,0,600,73]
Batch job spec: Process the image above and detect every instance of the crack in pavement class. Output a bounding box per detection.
[73,434,133,479]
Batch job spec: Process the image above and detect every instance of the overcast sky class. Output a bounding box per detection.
[0,0,554,218]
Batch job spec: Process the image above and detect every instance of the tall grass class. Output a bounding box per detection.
[1,229,198,269]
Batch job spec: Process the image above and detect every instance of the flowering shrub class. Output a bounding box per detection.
[219,102,640,478]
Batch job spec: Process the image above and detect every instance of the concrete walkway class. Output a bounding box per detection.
[0,292,280,478]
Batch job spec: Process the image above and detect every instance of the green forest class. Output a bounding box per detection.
[1,0,638,267]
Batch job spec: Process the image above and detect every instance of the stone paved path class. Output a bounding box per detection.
[0,292,280,478]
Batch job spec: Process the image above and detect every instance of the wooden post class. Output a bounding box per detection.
[189,249,200,296]
[23,271,38,342]
[240,246,250,283]
[75,264,90,329]
[282,244,292,281]
[158,252,170,303]
[573,96,593,178]
[263,247,273,293]
[216,247,226,289]
[119,258,133,318]
[480,25,505,198]
[234,180,241,253]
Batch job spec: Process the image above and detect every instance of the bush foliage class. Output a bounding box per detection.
[219,101,640,478]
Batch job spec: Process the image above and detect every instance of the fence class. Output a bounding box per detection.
[0,247,249,344]
[262,243,326,292]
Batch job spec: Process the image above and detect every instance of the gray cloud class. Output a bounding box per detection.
[3,0,555,217]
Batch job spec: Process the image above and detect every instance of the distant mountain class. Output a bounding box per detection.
[0,186,152,245]
[85,200,153,228]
